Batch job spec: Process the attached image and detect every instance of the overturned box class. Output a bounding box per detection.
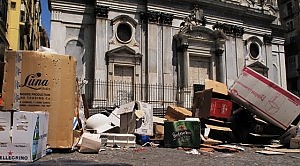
[164,120,200,148]
[0,111,49,162]
[229,67,300,130]
[2,51,77,148]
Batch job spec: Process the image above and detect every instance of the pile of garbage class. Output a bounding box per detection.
[0,50,299,163]
[74,67,300,156]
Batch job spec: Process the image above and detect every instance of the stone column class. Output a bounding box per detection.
[94,5,109,106]
[94,5,109,81]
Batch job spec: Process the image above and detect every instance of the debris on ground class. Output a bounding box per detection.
[1,49,299,163]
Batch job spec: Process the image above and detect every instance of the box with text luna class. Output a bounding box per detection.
[2,51,77,149]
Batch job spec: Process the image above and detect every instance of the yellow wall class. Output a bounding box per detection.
[7,0,21,50]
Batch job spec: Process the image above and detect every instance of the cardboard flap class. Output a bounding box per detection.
[192,89,212,119]
[117,102,136,115]
[205,79,228,95]
[153,116,166,124]
[135,110,145,119]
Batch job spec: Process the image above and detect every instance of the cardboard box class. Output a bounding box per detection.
[192,89,212,119]
[78,133,107,153]
[118,101,153,136]
[2,51,77,148]
[210,98,232,119]
[120,111,136,134]
[164,105,192,122]
[0,111,49,162]
[229,67,300,129]
[164,120,200,148]
[290,137,300,149]
[152,123,164,140]
[135,101,153,136]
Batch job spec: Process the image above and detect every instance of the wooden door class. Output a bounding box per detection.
[189,56,211,85]
[113,65,134,105]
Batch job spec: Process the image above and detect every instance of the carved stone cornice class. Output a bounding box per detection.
[160,13,173,25]
[95,5,109,18]
[140,11,159,23]
[140,11,173,25]
[173,34,189,52]
[213,22,244,37]
[263,34,273,44]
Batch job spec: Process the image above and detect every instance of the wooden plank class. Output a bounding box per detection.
[265,147,300,153]
[201,144,239,153]
[81,94,90,119]
[206,124,232,132]
[256,150,285,155]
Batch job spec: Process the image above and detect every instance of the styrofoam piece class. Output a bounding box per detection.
[86,114,109,129]
[100,133,136,148]
[107,108,120,127]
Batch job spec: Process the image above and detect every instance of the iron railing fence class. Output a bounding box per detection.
[83,80,196,117]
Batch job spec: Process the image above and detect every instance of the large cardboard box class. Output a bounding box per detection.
[2,51,77,148]
[229,67,300,130]
[0,111,49,162]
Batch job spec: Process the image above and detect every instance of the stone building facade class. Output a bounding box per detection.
[49,0,286,108]
[7,0,43,51]
[278,0,300,96]
[0,0,9,94]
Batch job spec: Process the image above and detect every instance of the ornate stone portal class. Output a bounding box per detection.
[174,7,226,88]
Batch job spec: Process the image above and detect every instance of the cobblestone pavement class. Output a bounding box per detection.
[4,145,300,166]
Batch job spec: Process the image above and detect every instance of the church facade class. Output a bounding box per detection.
[49,0,286,110]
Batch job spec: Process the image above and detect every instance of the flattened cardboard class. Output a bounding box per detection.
[136,101,153,136]
[192,89,212,119]
[120,112,136,134]
[2,51,77,148]
[117,102,136,114]
[229,67,300,130]
[205,79,228,95]
[153,116,166,124]
[164,105,192,122]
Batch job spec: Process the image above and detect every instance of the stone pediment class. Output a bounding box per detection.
[105,46,142,63]
[105,46,142,65]
[247,61,269,77]
[248,61,268,69]
[107,45,137,55]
